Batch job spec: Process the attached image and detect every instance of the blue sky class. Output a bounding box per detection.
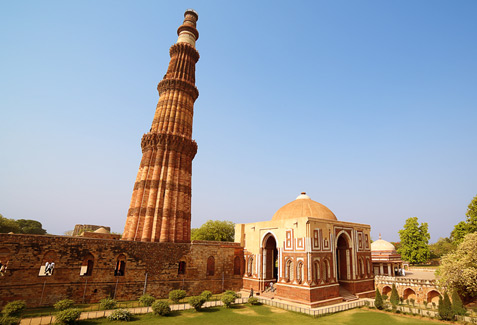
[1,1,476,242]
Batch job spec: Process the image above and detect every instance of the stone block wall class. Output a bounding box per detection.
[0,234,243,307]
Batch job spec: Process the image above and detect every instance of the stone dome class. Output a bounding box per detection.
[371,234,396,251]
[271,192,337,221]
[94,227,110,234]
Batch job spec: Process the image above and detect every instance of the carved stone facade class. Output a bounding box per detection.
[236,193,375,307]
[122,10,200,243]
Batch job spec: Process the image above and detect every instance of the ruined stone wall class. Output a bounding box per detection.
[0,234,243,307]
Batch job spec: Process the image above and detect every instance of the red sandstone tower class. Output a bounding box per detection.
[122,10,200,242]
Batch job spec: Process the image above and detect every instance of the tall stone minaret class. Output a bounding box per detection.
[122,9,200,242]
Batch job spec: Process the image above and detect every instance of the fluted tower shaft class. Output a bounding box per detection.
[122,10,200,242]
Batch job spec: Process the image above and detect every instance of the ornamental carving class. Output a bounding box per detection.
[140,133,198,159]
[157,79,199,100]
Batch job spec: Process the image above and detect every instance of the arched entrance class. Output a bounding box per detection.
[261,234,278,290]
[336,232,352,283]
[382,286,392,296]
[427,290,440,303]
[403,288,416,300]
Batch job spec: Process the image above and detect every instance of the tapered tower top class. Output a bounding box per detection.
[177,9,199,47]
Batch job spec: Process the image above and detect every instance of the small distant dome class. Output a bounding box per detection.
[272,192,337,221]
[371,234,396,251]
[94,227,110,234]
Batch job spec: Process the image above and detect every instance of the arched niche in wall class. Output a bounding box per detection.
[80,252,95,276]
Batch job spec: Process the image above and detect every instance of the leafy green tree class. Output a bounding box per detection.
[451,290,467,316]
[191,220,234,242]
[451,195,477,244]
[16,219,47,235]
[0,214,20,233]
[429,237,455,259]
[374,288,383,310]
[437,233,477,300]
[390,284,400,307]
[438,293,454,321]
[398,217,430,264]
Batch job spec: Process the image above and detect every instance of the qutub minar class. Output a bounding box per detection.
[123,9,200,242]
[0,9,382,309]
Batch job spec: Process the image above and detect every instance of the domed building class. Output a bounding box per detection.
[235,192,375,307]
[371,234,405,276]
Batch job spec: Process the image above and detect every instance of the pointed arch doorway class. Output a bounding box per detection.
[260,233,278,291]
[336,232,353,292]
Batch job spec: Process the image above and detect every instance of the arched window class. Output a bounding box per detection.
[285,259,293,282]
[115,254,126,276]
[80,253,94,276]
[313,260,320,283]
[360,258,365,278]
[206,256,215,276]
[178,261,186,275]
[248,257,253,276]
[323,259,330,283]
[366,258,371,276]
[40,250,57,276]
[233,256,241,275]
[0,248,11,276]
[297,262,303,284]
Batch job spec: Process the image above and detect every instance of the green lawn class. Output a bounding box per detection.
[80,305,441,325]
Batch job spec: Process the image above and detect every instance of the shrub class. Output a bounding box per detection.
[200,290,212,301]
[2,301,26,317]
[374,288,383,310]
[248,297,259,305]
[390,284,399,307]
[382,294,388,301]
[169,290,186,303]
[107,309,132,321]
[423,300,428,308]
[399,296,403,305]
[54,299,75,311]
[0,316,20,325]
[55,308,81,324]
[139,294,155,307]
[432,302,436,309]
[223,290,238,299]
[151,301,171,316]
[99,298,117,310]
[438,293,455,321]
[221,294,235,308]
[410,298,415,307]
[451,290,467,316]
[188,296,206,311]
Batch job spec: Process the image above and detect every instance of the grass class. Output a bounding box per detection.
[77,305,441,325]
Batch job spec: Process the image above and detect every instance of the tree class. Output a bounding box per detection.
[16,219,47,235]
[451,194,477,244]
[0,214,20,233]
[451,290,467,316]
[437,233,477,301]
[191,220,234,242]
[0,214,47,234]
[398,217,430,264]
[374,288,383,310]
[438,293,454,321]
[429,237,455,259]
[390,284,400,307]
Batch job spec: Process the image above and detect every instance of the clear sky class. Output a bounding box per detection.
[1,1,476,242]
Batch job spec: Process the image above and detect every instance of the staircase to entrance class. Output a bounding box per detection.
[339,286,358,301]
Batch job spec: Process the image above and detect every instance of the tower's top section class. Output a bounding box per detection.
[177,9,199,48]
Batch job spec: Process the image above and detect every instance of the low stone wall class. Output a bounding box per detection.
[0,234,244,307]
[375,275,440,304]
